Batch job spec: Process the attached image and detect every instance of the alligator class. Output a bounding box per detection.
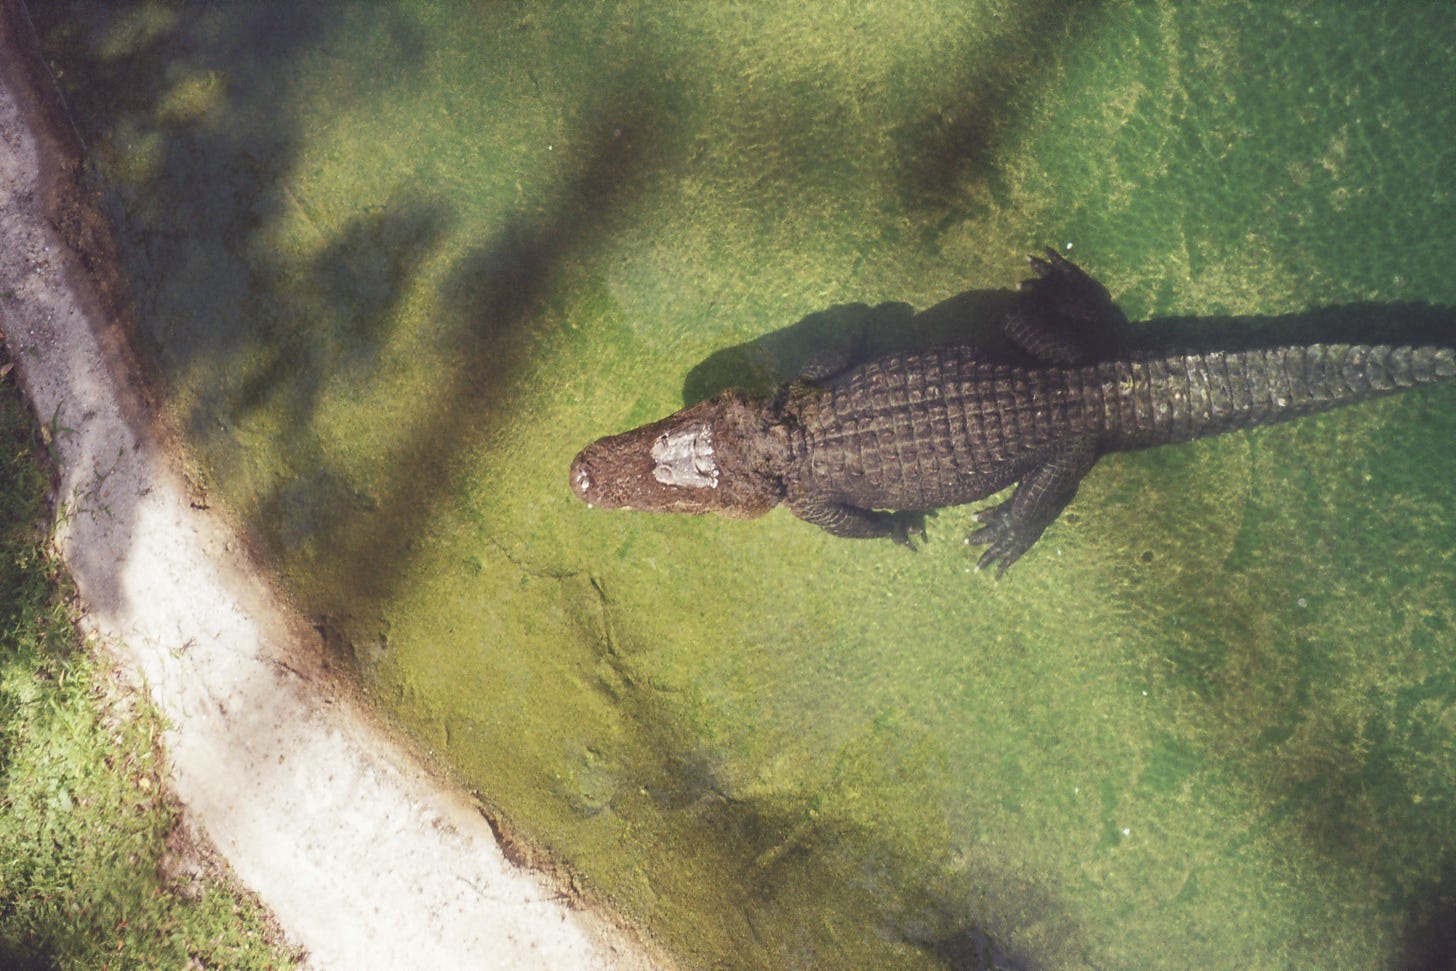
[569,252,1455,574]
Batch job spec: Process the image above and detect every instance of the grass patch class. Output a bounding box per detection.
[0,354,300,969]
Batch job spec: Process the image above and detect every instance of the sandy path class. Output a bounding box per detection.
[0,23,658,971]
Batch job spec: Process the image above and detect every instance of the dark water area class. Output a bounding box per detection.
[24,2,1456,967]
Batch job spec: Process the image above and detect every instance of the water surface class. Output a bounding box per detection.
[33,2,1456,967]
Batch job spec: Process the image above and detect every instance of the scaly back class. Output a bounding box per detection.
[788,344,1455,512]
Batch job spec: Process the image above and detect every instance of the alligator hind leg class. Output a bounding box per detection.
[970,436,1099,576]
[786,494,925,547]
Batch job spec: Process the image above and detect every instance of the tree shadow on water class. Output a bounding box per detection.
[23,0,676,634]
[290,96,675,630]
[889,0,1105,225]
[232,198,453,425]
[10,1,370,614]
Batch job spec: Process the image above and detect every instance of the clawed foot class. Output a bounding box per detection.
[1024,246,1085,288]
[1019,247,1124,329]
[1027,245,1068,276]
[968,502,1032,577]
[889,511,928,549]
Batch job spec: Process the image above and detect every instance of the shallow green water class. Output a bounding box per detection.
[33,2,1456,967]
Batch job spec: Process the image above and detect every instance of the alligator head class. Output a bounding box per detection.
[570,391,784,520]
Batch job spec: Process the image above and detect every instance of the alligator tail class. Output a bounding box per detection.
[1096,344,1456,448]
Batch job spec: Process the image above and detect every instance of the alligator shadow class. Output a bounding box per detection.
[683,289,1018,404]
[1400,865,1456,970]
[684,286,1456,405]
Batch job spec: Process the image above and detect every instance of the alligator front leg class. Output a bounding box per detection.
[969,437,1099,575]
[1002,248,1129,366]
[786,493,925,547]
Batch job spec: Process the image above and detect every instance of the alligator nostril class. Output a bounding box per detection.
[569,456,593,498]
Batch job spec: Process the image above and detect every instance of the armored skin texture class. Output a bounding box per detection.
[570,252,1456,574]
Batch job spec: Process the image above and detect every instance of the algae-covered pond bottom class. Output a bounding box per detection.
[27,1,1456,967]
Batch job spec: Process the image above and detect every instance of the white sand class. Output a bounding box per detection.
[0,31,660,971]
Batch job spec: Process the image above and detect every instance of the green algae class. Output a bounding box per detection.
[27,1,1456,967]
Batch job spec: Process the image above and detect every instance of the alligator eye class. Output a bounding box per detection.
[571,464,592,496]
